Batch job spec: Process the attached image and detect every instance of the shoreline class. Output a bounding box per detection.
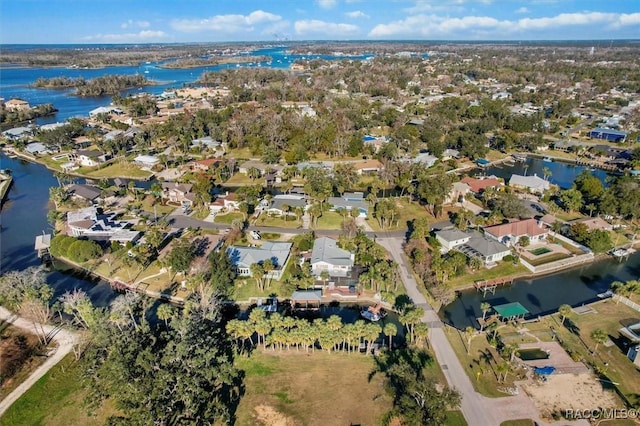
[1,148,153,182]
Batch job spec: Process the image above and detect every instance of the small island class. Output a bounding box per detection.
[159,55,271,69]
[30,75,154,96]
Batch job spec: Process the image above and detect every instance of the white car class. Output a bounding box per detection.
[250,230,261,240]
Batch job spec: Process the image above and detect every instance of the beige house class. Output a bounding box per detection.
[5,99,30,111]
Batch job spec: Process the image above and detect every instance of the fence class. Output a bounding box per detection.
[519,252,594,274]
[612,294,640,313]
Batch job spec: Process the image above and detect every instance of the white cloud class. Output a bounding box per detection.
[121,20,150,29]
[83,30,168,43]
[294,19,358,37]
[515,7,529,14]
[369,11,640,38]
[317,0,337,9]
[345,10,369,19]
[171,10,282,33]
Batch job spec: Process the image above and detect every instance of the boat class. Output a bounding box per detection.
[542,157,553,162]
[361,303,387,322]
[597,290,613,299]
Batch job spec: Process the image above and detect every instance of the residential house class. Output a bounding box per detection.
[161,182,195,208]
[484,218,549,247]
[39,122,65,132]
[238,160,268,176]
[627,345,640,368]
[328,192,369,218]
[362,135,388,153]
[570,217,613,232]
[588,127,627,143]
[445,181,471,204]
[191,136,221,151]
[3,126,33,141]
[5,98,30,111]
[134,155,160,168]
[508,174,550,194]
[219,192,240,211]
[104,129,123,141]
[68,184,102,203]
[25,142,48,155]
[267,194,307,216]
[73,136,92,149]
[226,242,293,280]
[434,229,511,265]
[354,159,384,175]
[76,149,109,167]
[89,106,123,117]
[310,237,355,278]
[441,149,460,160]
[413,152,438,168]
[209,198,226,215]
[189,158,223,172]
[460,176,504,194]
[67,206,139,243]
[434,229,471,252]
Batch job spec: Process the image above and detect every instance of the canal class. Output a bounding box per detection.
[439,252,640,330]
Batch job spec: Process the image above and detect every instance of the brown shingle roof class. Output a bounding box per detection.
[484,218,548,238]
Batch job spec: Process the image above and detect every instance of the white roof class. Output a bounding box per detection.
[509,174,550,191]
[227,242,292,269]
[134,155,159,164]
[311,237,354,267]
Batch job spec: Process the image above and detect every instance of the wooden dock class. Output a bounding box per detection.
[0,171,13,207]
[474,276,514,296]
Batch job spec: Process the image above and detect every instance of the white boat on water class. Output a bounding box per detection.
[597,290,613,299]
[361,303,387,322]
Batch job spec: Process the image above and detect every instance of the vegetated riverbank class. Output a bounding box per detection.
[1,147,153,182]
[159,55,271,69]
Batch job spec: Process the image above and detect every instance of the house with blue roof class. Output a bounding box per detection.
[588,128,627,143]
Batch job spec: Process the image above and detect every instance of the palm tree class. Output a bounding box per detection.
[156,303,175,327]
[523,164,529,176]
[383,322,397,350]
[591,329,607,353]
[414,323,429,348]
[480,302,491,332]
[542,166,552,181]
[496,361,510,383]
[465,326,475,355]
[250,263,265,291]
[558,304,571,325]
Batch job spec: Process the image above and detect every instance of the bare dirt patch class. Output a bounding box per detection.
[521,372,622,419]
[254,405,297,426]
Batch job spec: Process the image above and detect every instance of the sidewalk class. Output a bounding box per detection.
[0,307,78,416]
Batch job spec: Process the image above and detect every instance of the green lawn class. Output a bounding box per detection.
[86,162,153,179]
[550,299,640,407]
[524,252,570,267]
[500,420,535,426]
[214,212,245,225]
[139,197,177,216]
[366,198,430,232]
[313,211,345,230]
[224,173,258,186]
[446,262,529,290]
[255,214,302,229]
[445,410,469,426]
[0,354,118,426]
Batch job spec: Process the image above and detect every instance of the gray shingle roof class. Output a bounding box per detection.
[311,237,354,267]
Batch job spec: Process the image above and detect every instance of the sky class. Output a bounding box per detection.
[1,0,638,44]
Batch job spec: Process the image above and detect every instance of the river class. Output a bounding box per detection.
[0,46,374,124]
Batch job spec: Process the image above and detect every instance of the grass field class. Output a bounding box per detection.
[525,252,570,267]
[214,212,245,225]
[86,162,153,179]
[446,262,529,290]
[0,355,119,426]
[445,326,523,398]
[255,214,302,229]
[314,211,345,230]
[549,299,640,407]
[224,173,258,186]
[366,198,430,232]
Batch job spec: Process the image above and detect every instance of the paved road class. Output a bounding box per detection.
[0,307,78,417]
[377,237,583,426]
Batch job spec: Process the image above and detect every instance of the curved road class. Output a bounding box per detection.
[0,307,78,417]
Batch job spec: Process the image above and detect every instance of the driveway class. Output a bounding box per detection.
[0,307,78,416]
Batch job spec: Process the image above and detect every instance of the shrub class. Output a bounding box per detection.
[49,234,76,258]
[66,239,103,262]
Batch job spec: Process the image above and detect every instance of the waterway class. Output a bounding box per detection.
[0,153,116,306]
[439,252,640,330]
[0,46,374,124]
[481,156,612,190]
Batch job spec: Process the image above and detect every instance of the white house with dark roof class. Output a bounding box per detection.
[434,229,511,265]
[328,192,369,218]
[227,242,292,280]
[310,237,355,277]
[67,206,139,243]
[267,194,307,216]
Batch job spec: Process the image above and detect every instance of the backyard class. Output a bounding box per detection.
[446,261,529,290]
[86,162,153,179]
[366,197,429,232]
